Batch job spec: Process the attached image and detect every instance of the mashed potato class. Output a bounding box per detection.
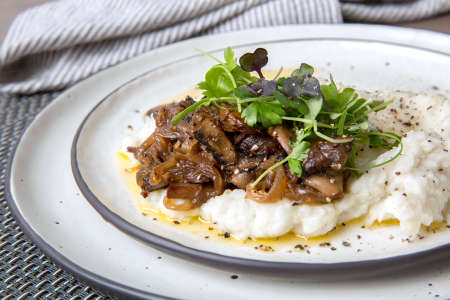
[121,91,449,239]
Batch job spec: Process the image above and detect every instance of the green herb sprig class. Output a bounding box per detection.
[172,47,403,182]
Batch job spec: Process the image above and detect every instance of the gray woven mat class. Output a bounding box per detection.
[0,92,108,299]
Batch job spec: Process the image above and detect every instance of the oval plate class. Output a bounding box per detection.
[7,25,450,299]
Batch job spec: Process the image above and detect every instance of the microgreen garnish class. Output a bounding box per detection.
[171,47,403,184]
[346,131,403,173]
[241,99,285,127]
[239,48,268,79]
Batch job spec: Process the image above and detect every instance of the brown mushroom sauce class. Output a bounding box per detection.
[128,97,352,211]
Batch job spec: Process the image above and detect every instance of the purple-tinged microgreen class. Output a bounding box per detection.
[239,48,268,79]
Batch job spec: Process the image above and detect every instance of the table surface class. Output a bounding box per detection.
[0,0,449,44]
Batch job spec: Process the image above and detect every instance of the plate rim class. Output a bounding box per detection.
[71,28,450,270]
[5,24,450,298]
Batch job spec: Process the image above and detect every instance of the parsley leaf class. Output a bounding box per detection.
[304,95,323,120]
[198,65,236,98]
[241,100,285,127]
[288,144,310,177]
[288,160,302,177]
[224,47,237,71]
[287,131,311,177]
[320,75,360,112]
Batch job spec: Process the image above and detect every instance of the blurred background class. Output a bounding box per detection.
[1,0,449,94]
[1,0,449,44]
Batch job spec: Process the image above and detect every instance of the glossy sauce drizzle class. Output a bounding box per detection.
[118,153,449,253]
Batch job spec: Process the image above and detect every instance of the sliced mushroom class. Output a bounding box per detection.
[303,174,343,199]
[194,119,237,165]
[268,125,292,154]
[229,171,255,189]
[285,183,326,203]
[136,167,169,198]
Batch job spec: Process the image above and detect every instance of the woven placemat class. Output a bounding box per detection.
[0,92,108,299]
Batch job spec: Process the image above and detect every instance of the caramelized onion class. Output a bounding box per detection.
[152,152,225,210]
[151,155,177,185]
[164,183,203,210]
[246,166,287,203]
[164,197,196,211]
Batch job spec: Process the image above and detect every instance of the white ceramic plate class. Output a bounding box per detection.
[7,25,450,299]
[71,25,450,268]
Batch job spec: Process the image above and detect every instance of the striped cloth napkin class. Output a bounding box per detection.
[0,0,449,94]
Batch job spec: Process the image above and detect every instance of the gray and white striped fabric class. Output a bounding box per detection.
[342,0,450,23]
[0,0,448,94]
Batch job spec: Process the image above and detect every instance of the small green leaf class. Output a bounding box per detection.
[241,101,286,127]
[273,90,308,115]
[329,112,342,120]
[359,121,369,130]
[367,100,393,113]
[320,75,340,110]
[347,98,367,114]
[291,63,314,80]
[304,95,323,120]
[337,110,347,135]
[347,121,369,131]
[290,141,310,161]
[231,66,255,85]
[233,86,255,99]
[224,47,237,71]
[285,129,311,177]
[369,135,395,149]
[288,159,302,177]
[241,102,258,126]
[294,127,312,144]
[171,98,211,125]
[200,65,235,97]
[341,88,358,106]
[346,131,403,171]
